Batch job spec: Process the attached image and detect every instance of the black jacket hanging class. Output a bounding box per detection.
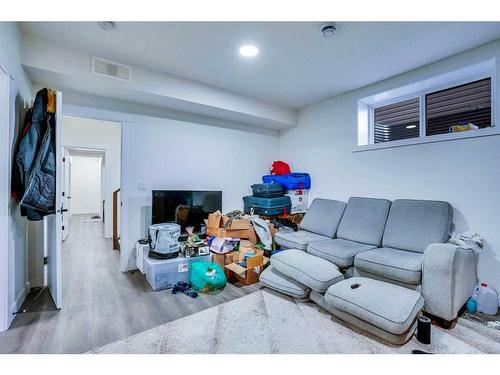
[11,88,57,221]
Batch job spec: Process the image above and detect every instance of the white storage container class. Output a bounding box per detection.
[144,253,212,291]
[136,242,150,274]
[474,283,499,315]
[285,189,309,214]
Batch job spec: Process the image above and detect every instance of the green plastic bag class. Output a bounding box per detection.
[190,261,227,292]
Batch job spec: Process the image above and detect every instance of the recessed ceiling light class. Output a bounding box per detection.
[406,125,417,129]
[239,45,259,58]
[97,21,116,31]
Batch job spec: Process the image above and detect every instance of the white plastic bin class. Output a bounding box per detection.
[136,242,150,274]
[285,189,309,214]
[144,253,212,291]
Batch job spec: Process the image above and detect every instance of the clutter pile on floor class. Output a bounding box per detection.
[134,160,310,297]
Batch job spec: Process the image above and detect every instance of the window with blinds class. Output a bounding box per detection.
[373,97,420,143]
[425,78,491,136]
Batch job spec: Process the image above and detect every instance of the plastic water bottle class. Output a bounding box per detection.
[475,283,499,315]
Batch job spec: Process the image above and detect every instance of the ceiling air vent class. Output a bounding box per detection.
[91,57,131,81]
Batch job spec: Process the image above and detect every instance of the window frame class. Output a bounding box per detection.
[356,60,497,152]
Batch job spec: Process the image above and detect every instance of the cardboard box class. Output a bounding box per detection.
[224,241,269,285]
[212,251,238,275]
[205,211,257,244]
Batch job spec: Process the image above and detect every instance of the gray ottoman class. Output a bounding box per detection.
[324,277,424,345]
[271,249,344,293]
[259,265,311,299]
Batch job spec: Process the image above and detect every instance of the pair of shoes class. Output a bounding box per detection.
[172,282,190,294]
[172,282,198,298]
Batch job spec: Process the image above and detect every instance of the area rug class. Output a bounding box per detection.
[90,289,500,354]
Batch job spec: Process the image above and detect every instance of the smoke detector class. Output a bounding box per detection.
[97,21,116,31]
[321,24,336,38]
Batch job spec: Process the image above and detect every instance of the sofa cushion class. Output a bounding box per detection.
[354,247,423,285]
[271,249,344,293]
[324,277,424,336]
[299,198,346,238]
[274,230,330,251]
[307,238,376,268]
[382,199,452,253]
[336,197,391,246]
[259,265,311,299]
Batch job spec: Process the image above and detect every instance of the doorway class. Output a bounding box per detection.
[61,116,121,242]
[62,148,106,240]
[20,115,121,317]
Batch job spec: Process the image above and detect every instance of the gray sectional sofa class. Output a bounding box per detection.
[264,197,477,344]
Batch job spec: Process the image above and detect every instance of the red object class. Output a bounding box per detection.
[271,161,291,175]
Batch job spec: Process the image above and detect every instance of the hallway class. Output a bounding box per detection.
[0,215,261,353]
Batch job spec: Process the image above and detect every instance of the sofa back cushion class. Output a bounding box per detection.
[299,198,346,238]
[382,199,452,253]
[336,197,391,246]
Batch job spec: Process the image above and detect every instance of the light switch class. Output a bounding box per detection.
[137,183,147,191]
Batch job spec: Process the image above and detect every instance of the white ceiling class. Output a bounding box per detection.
[21,22,500,109]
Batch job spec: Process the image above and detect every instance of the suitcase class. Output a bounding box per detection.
[262,173,311,190]
[251,183,284,198]
[243,196,292,216]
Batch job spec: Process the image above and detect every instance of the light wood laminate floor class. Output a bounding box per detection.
[0,215,261,353]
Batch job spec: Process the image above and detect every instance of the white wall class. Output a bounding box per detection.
[280,39,500,291]
[69,155,102,215]
[0,22,33,329]
[61,116,121,238]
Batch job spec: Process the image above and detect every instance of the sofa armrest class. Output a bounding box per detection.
[422,243,477,321]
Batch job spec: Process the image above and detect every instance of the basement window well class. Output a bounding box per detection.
[355,59,498,151]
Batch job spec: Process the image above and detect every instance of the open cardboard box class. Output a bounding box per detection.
[224,240,269,285]
[212,251,239,275]
[205,211,257,244]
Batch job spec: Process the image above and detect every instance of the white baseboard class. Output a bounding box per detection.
[8,281,29,327]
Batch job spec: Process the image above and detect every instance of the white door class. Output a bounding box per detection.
[61,147,70,241]
[0,67,10,331]
[45,91,63,309]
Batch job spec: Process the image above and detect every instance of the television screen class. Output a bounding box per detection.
[151,190,222,235]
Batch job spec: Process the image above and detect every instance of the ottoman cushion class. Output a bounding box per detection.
[259,265,311,299]
[271,249,344,293]
[275,230,331,251]
[307,238,376,268]
[324,277,424,335]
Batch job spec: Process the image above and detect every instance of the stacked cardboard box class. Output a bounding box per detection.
[205,211,273,285]
[205,211,257,244]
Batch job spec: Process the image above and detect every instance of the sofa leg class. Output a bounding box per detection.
[422,312,455,329]
[438,319,454,329]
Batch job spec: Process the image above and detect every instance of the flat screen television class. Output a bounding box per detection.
[151,190,222,236]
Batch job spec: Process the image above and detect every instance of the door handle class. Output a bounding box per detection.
[57,208,69,213]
